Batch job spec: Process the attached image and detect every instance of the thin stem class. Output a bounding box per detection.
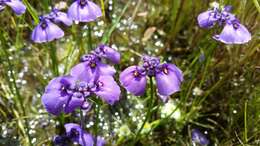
[87,24,93,52]
[80,109,87,146]
[94,104,100,146]
[134,77,154,143]
[101,0,131,44]
[253,0,260,13]
[48,44,59,76]
[244,100,248,143]
[1,33,33,146]
[100,0,105,17]
[22,0,39,24]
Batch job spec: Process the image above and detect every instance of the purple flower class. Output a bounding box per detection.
[213,20,251,44]
[120,55,183,99]
[0,0,26,15]
[64,123,106,146]
[155,63,183,96]
[31,16,64,43]
[41,75,120,115]
[41,76,84,115]
[67,0,102,22]
[95,44,121,64]
[94,75,121,105]
[119,66,147,96]
[197,4,251,44]
[47,8,73,26]
[71,45,120,81]
[191,129,209,145]
[197,10,219,28]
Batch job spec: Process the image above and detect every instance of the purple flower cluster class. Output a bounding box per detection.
[198,4,251,44]
[42,45,120,115]
[0,0,26,15]
[54,123,105,146]
[31,0,102,43]
[42,45,120,145]
[120,55,183,101]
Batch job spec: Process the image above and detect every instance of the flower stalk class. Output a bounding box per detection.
[134,77,154,143]
[49,43,59,76]
[87,23,93,51]
[1,33,33,146]
[94,103,100,146]
[80,109,87,146]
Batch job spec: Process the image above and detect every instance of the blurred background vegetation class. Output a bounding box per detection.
[0,0,259,145]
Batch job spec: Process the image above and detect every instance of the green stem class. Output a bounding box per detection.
[94,104,100,146]
[87,24,93,51]
[101,0,131,44]
[22,0,39,24]
[244,100,248,143]
[253,0,260,13]
[48,44,59,76]
[80,109,87,146]
[100,0,105,17]
[0,32,32,146]
[134,77,154,143]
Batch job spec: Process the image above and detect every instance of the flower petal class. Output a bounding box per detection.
[197,10,218,28]
[68,1,101,22]
[87,1,102,18]
[78,132,94,146]
[70,61,116,82]
[41,90,69,115]
[45,76,76,92]
[64,96,84,114]
[119,66,147,96]
[213,23,251,44]
[5,0,26,15]
[65,123,94,146]
[97,61,116,76]
[192,129,209,145]
[155,64,183,96]
[45,21,64,41]
[95,76,121,105]
[54,11,73,26]
[31,20,64,43]
[97,45,120,64]
[97,136,106,146]
[70,62,92,82]
[31,24,48,43]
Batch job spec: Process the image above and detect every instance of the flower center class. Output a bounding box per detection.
[90,62,96,68]
[79,0,88,7]
[232,22,239,29]
[163,67,169,75]
[133,70,139,77]
[142,56,160,76]
[40,21,48,29]
[70,128,79,138]
[97,81,104,87]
